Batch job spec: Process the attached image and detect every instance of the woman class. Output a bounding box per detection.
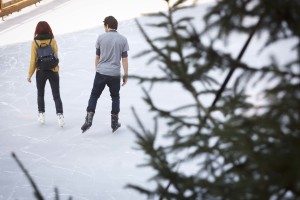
[27,21,64,127]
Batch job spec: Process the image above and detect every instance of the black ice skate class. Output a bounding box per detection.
[81,112,94,133]
[111,114,121,133]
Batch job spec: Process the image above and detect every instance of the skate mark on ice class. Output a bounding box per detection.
[0,101,21,113]
[12,133,51,143]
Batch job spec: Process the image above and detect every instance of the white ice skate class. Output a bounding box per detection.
[38,112,45,124]
[57,113,65,127]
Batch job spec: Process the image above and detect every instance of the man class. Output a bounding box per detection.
[81,16,129,133]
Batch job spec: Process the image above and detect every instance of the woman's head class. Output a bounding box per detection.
[34,21,54,37]
[103,16,118,30]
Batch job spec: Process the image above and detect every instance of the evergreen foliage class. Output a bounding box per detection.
[12,152,73,200]
[127,0,300,199]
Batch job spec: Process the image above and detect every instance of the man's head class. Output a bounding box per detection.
[103,16,118,30]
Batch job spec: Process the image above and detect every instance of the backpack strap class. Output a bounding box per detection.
[34,38,52,47]
[34,39,39,47]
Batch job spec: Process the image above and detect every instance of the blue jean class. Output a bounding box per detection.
[87,73,120,114]
[36,70,63,114]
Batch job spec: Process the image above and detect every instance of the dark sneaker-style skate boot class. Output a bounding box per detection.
[111,114,121,133]
[81,112,94,133]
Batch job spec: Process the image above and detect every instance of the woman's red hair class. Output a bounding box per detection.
[34,21,54,37]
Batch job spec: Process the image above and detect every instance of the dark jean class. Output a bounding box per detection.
[36,70,63,114]
[87,73,120,114]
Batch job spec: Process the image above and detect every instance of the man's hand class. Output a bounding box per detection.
[122,75,128,86]
[27,77,31,83]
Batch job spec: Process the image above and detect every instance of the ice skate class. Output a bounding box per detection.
[57,113,65,127]
[81,112,94,133]
[111,114,121,133]
[38,112,45,124]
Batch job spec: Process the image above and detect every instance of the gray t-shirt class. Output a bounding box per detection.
[95,31,129,76]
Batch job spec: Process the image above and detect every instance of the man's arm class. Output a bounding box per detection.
[122,57,128,86]
[95,55,100,70]
[95,48,100,70]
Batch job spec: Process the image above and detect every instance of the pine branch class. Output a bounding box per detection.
[129,0,300,199]
[11,152,73,200]
[11,152,44,200]
[201,13,265,128]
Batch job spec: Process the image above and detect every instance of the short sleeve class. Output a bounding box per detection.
[95,37,100,49]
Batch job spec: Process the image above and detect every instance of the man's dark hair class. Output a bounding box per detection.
[103,16,118,30]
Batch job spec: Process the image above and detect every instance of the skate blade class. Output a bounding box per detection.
[58,121,65,128]
[81,126,90,133]
[112,124,121,133]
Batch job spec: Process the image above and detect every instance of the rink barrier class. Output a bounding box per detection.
[0,0,41,20]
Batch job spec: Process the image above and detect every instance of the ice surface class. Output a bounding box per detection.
[0,0,296,199]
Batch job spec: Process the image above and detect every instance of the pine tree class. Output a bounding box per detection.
[127,0,300,199]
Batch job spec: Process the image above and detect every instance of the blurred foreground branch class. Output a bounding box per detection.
[11,152,73,200]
